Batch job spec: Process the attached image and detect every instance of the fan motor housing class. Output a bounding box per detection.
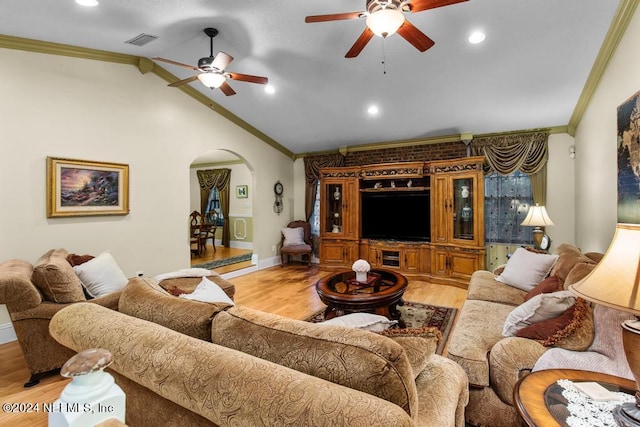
[198,57,215,70]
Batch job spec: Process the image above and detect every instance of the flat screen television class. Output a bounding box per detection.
[361,191,430,241]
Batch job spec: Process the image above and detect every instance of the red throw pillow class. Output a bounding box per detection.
[524,276,563,301]
[66,253,95,267]
[515,298,594,350]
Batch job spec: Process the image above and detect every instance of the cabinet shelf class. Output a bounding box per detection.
[360,186,429,193]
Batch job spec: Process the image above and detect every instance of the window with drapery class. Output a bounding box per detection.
[206,188,225,226]
[471,131,549,246]
[309,182,321,236]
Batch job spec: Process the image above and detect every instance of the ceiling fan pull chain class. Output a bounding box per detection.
[381,39,387,75]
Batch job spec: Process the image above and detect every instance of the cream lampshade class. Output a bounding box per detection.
[521,204,554,250]
[570,223,640,425]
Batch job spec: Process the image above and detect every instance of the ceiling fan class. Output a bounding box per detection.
[152,28,268,96]
[305,0,468,58]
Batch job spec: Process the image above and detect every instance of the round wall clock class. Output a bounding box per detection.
[540,234,551,251]
[274,181,283,214]
[274,181,284,196]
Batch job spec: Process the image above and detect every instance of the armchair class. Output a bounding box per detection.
[0,249,121,387]
[280,220,312,267]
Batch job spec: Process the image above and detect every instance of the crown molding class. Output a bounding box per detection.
[567,0,640,136]
[190,159,245,168]
[0,34,138,64]
[0,34,295,160]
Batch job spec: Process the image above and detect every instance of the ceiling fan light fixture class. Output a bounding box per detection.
[366,9,405,37]
[198,72,226,88]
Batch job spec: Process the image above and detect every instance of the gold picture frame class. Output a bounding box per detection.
[47,157,129,218]
[236,185,248,198]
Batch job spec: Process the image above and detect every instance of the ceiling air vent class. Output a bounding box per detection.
[124,33,159,47]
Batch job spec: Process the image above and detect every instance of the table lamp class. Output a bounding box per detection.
[569,223,640,426]
[521,204,554,250]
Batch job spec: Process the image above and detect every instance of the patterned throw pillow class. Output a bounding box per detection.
[516,298,594,351]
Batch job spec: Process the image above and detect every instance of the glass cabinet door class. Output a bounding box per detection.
[325,183,344,235]
[453,177,474,241]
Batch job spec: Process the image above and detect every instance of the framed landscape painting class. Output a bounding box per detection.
[47,157,129,217]
[617,90,640,224]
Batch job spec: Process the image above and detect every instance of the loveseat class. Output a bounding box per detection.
[0,249,121,386]
[446,244,635,426]
[49,276,469,426]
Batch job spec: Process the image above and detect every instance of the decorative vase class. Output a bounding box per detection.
[356,272,367,282]
[352,259,371,283]
[332,224,341,233]
[334,187,341,200]
[461,185,470,198]
[461,204,472,221]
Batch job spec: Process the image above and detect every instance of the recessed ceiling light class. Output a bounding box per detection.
[76,0,99,6]
[468,31,486,44]
[367,105,379,115]
[264,85,276,94]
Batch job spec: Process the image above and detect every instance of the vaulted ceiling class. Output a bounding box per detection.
[0,0,628,157]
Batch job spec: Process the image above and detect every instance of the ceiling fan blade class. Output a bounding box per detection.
[305,11,364,23]
[227,72,268,85]
[345,27,374,58]
[219,81,236,96]
[396,20,435,52]
[152,57,199,70]
[167,75,199,87]
[211,52,234,71]
[409,0,467,13]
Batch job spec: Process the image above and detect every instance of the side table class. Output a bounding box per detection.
[514,369,636,427]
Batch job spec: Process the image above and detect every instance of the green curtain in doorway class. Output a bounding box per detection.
[197,168,231,247]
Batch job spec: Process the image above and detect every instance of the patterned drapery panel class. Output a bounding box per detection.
[303,153,344,222]
[197,168,231,247]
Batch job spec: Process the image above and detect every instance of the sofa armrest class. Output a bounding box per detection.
[0,259,41,313]
[11,290,122,322]
[489,337,548,405]
[90,290,122,311]
[50,303,414,427]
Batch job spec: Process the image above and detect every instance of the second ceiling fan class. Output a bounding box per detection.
[305,0,468,58]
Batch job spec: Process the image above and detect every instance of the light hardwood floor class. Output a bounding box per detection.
[0,262,467,427]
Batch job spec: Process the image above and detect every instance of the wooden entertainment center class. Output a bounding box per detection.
[319,157,485,288]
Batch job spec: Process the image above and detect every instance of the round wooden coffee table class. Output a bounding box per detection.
[315,269,408,324]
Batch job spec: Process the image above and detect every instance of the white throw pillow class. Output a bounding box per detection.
[502,290,576,336]
[495,247,559,291]
[73,251,128,298]
[179,276,235,305]
[319,312,397,332]
[282,227,305,246]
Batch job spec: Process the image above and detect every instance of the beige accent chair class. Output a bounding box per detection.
[280,220,313,266]
[0,249,120,387]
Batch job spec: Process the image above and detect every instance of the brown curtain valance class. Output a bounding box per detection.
[471,131,549,205]
[470,131,549,175]
[197,168,231,247]
[303,153,345,221]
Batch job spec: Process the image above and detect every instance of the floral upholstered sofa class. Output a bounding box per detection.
[446,244,635,427]
[49,276,469,427]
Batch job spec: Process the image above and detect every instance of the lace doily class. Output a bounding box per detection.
[557,379,635,427]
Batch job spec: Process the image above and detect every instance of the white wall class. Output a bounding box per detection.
[546,133,576,251]
[574,5,640,252]
[0,48,294,325]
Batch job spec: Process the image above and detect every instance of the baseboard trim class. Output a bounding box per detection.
[0,322,17,344]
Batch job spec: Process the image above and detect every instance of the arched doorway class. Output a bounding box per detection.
[189,149,254,271]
